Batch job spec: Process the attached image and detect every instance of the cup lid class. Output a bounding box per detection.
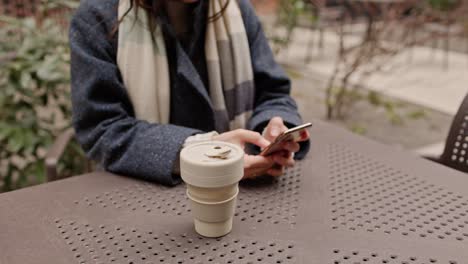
[180,141,244,188]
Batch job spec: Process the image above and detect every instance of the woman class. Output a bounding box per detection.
[69,0,310,186]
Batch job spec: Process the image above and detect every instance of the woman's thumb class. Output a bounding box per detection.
[239,130,270,149]
[269,117,284,137]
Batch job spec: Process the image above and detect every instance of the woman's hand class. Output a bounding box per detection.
[261,117,310,176]
[213,129,275,179]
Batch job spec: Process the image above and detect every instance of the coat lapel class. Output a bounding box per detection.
[175,43,213,110]
[159,2,213,114]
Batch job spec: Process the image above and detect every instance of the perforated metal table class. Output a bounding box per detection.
[1,120,468,264]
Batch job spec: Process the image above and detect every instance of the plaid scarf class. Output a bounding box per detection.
[117,0,254,132]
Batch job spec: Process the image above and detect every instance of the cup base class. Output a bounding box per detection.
[194,218,233,238]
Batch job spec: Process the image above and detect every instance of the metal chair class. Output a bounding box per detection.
[44,128,90,181]
[438,93,468,173]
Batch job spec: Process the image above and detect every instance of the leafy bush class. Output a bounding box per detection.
[428,0,460,11]
[0,14,85,192]
[270,0,316,52]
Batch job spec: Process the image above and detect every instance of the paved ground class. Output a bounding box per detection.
[266,25,460,151]
[276,26,468,115]
[285,63,452,150]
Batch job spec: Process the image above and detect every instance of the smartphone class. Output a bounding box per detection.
[260,122,312,156]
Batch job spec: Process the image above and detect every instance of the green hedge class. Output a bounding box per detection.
[428,0,459,11]
[0,9,85,192]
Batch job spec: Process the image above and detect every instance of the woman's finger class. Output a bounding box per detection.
[266,117,287,139]
[297,130,310,142]
[244,154,274,170]
[280,141,300,153]
[213,129,271,149]
[243,167,270,179]
[235,130,270,149]
[267,166,285,177]
[272,153,295,167]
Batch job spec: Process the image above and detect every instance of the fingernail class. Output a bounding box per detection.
[262,139,271,148]
[272,155,278,163]
[271,128,279,137]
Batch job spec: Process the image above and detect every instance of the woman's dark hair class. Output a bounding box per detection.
[112,0,230,37]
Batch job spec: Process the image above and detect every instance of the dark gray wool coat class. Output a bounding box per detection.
[69,0,310,186]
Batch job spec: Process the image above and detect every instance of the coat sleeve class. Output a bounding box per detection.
[238,0,310,159]
[69,1,201,186]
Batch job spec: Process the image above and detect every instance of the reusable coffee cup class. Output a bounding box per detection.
[180,141,244,238]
